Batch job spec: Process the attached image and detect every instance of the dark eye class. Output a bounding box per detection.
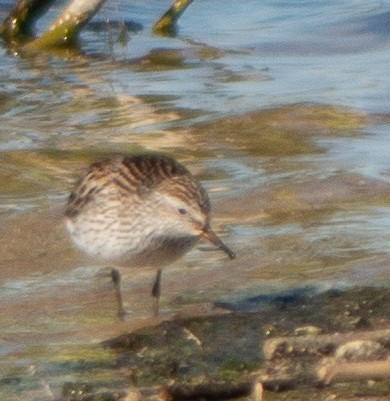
[178,208,187,215]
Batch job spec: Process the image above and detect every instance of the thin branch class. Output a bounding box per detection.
[317,360,390,384]
[153,0,194,35]
[0,0,55,45]
[25,0,107,49]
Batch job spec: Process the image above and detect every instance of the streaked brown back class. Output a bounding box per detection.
[65,155,209,219]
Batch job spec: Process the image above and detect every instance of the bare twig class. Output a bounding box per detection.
[263,328,390,360]
[317,359,390,384]
[26,0,107,49]
[153,0,193,35]
[0,0,55,44]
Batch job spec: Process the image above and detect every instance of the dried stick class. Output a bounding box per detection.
[153,0,194,35]
[318,360,390,384]
[263,328,390,360]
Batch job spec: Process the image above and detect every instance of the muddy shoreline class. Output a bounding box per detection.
[3,287,390,401]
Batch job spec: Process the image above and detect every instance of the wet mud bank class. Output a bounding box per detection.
[3,286,389,401]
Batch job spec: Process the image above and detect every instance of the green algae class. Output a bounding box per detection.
[188,104,366,157]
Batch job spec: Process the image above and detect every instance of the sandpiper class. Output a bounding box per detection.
[64,154,235,317]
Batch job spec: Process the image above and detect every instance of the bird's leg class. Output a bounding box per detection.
[151,268,162,316]
[111,268,126,319]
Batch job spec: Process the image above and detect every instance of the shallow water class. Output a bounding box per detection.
[1,0,390,399]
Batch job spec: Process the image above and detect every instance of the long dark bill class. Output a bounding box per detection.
[201,228,236,260]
